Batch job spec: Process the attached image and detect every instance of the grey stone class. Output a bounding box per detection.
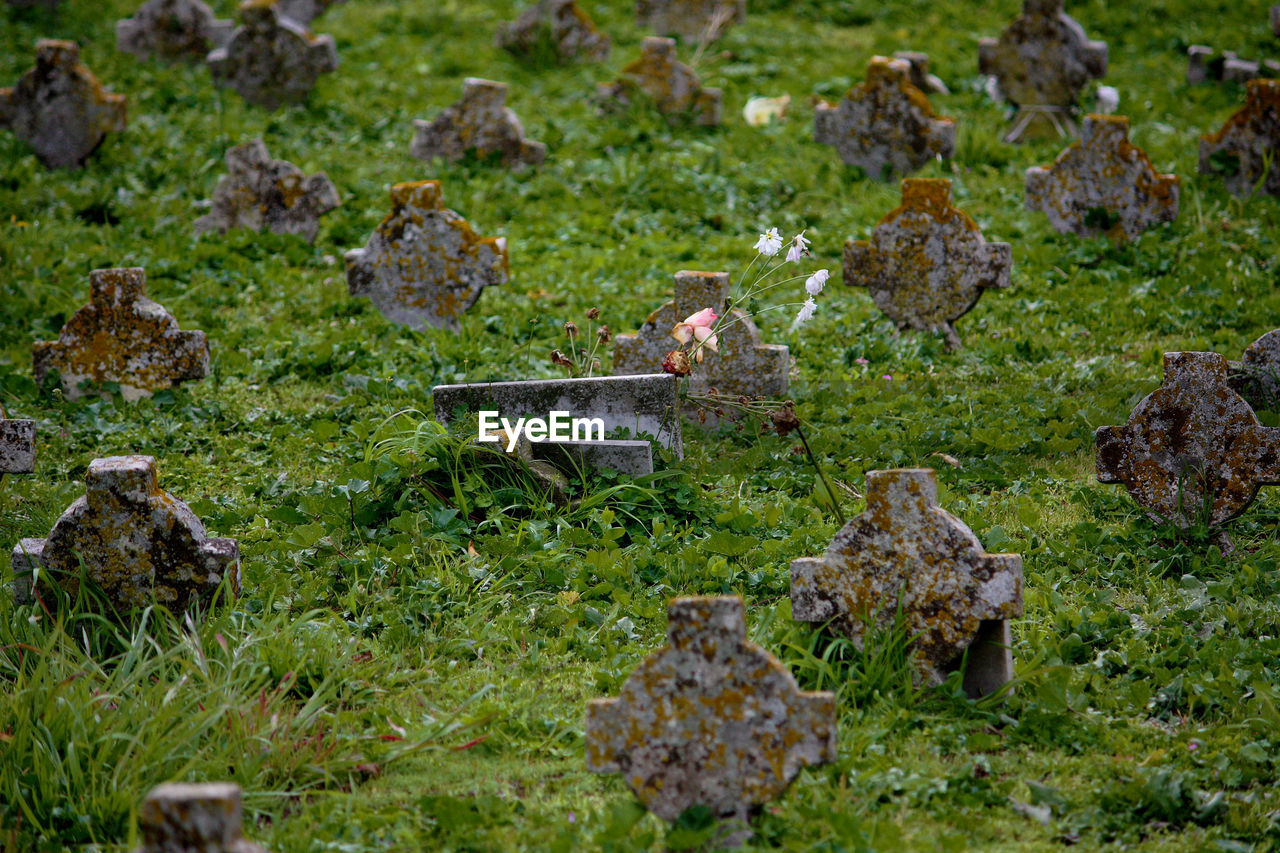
[1232,329,1280,411]
[207,0,338,111]
[497,0,610,63]
[134,783,267,853]
[635,0,744,41]
[195,139,339,243]
[410,78,546,168]
[893,51,949,95]
[275,0,342,26]
[1200,79,1280,197]
[1186,46,1279,85]
[597,36,721,126]
[0,404,36,477]
[117,0,234,63]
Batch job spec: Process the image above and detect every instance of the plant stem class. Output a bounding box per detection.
[795,423,844,526]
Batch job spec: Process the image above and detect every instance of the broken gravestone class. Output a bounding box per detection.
[1232,329,1280,411]
[117,0,234,63]
[275,0,342,26]
[587,596,836,845]
[1186,46,1280,86]
[613,270,789,411]
[635,0,745,42]
[597,36,722,126]
[844,178,1010,350]
[11,455,240,611]
[1200,79,1280,197]
[0,40,127,169]
[791,469,1023,698]
[410,78,547,168]
[814,56,956,179]
[497,0,611,64]
[1025,114,1180,242]
[345,181,508,332]
[1096,352,1280,532]
[978,0,1108,141]
[207,0,338,111]
[433,373,682,476]
[0,405,36,479]
[134,783,267,853]
[33,267,209,401]
[195,139,339,243]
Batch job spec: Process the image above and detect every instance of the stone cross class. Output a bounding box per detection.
[33,268,209,402]
[410,78,547,168]
[1025,115,1180,243]
[978,0,1108,141]
[1096,352,1280,531]
[11,455,240,611]
[134,783,267,853]
[345,181,508,332]
[0,405,36,479]
[586,596,836,845]
[1200,79,1280,198]
[117,0,234,63]
[0,41,127,170]
[814,56,955,180]
[791,469,1023,697]
[207,0,338,111]
[893,51,949,95]
[635,0,745,41]
[195,139,340,243]
[1186,46,1279,86]
[1232,329,1280,412]
[844,178,1010,350]
[597,37,722,127]
[497,0,611,63]
[276,0,343,26]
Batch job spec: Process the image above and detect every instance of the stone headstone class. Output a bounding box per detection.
[497,0,610,63]
[814,56,955,179]
[0,405,36,478]
[11,455,240,610]
[33,267,210,401]
[1232,329,1280,411]
[635,0,744,41]
[1096,352,1280,530]
[207,0,338,111]
[117,0,234,63]
[1025,114,1179,242]
[0,41,127,169]
[410,78,547,168]
[843,178,1010,350]
[1186,46,1279,86]
[586,596,835,844]
[345,181,508,332]
[275,0,342,26]
[133,783,267,853]
[194,139,339,243]
[1200,79,1280,198]
[597,36,722,126]
[791,469,1023,697]
[893,51,949,95]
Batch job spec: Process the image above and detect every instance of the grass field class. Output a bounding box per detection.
[4,0,1280,849]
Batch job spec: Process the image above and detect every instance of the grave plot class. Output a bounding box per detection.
[195,139,340,243]
[207,0,338,111]
[409,78,547,168]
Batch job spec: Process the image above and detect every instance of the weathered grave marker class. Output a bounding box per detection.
[207,0,338,111]
[814,56,955,179]
[117,0,234,63]
[597,36,722,126]
[410,78,547,168]
[791,469,1023,697]
[1232,329,1280,411]
[11,455,240,611]
[345,180,508,332]
[844,178,1010,349]
[1186,46,1279,86]
[635,0,745,42]
[0,40,127,169]
[1025,114,1179,242]
[497,0,610,63]
[0,405,36,478]
[134,783,267,853]
[195,139,339,243]
[1200,79,1280,197]
[276,0,342,26]
[587,596,836,845]
[894,51,949,94]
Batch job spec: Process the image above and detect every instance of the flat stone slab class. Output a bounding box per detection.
[12,455,240,611]
[1096,352,1280,530]
[276,0,342,25]
[117,0,234,63]
[1200,79,1280,198]
[345,180,508,332]
[0,404,36,477]
[0,40,127,169]
[791,469,1023,696]
[134,783,267,853]
[1232,329,1280,411]
[597,37,722,126]
[497,0,610,63]
[586,596,835,842]
[978,0,1107,109]
[635,0,745,41]
[33,267,209,401]
[195,139,339,243]
[1026,114,1179,242]
[844,178,1010,349]
[814,56,955,179]
[207,0,338,111]
[1186,46,1280,86]
[410,78,546,168]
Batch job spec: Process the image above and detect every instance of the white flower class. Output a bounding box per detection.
[785,230,811,262]
[805,268,829,295]
[1096,85,1119,115]
[790,296,818,332]
[754,227,782,257]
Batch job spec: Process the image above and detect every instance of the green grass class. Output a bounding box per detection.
[4,0,1280,849]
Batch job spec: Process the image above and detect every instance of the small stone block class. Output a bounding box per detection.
[790,469,1023,696]
[0,41,127,170]
[0,404,36,476]
[497,0,610,63]
[1186,46,1270,86]
[844,178,1010,349]
[635,0,745,41]
[117,0,234,63]
[1025,114,1179,242]
[1233,329,1280,411]
[11,456,240,612]
[207,0,338,111]
[1096,352,1280,529]
[586,596,836,841]
[195,139,339,243]
[345,180,508,332]
[597,37,722,126]
[1200,79,1280,197]
[135,782,268,853]
[410,78,546,168]
[814,56,955,179]
[893,51,949,94]
[275,0,342,25]
[978,0,1108,109]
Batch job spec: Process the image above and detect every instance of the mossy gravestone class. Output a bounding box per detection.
[0,405,36,478]
[1233,329,1280,411]
[195,139,340,243]
[410,78,546,168]
[133,783,267,853]
[597,36,721,126]
[497,0,610,63]
[207,0,338,111]
[1200,79,1280,198]
[117,0,234,63]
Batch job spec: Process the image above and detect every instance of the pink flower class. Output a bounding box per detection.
[672,308,719,360]
[855,357,868,365]
[882,374,892,380]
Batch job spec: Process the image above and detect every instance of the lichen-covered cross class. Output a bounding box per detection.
[1200,79,1280,198]
[410,78,546,168]
[134,783,267,853]
[597,37,722,126]
[207,0,338,111]
[1232,329,1280,412]
[116,0,234,63]
[497,0,611,64]
[195,139,340,243]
